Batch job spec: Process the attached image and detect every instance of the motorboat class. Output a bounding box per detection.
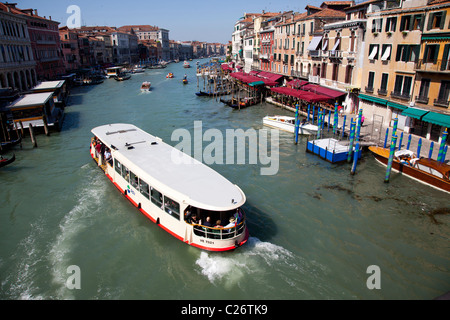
[141,81,151,92]
[166,73,174,78]
[263,115,318,135]
[183,61,190,68]
[369,146,450,193]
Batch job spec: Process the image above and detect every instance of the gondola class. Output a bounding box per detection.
[1,136,22,153]
[0,153,15,168]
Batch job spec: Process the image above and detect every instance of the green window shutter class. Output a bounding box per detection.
[409,15,414,31]
[440,11,447,29]
[441,44,450,70]
[427,13,434,30]
[423,45,429,62]
[433,44,440,63]
[396,45,402,61]
[420,14,425,31]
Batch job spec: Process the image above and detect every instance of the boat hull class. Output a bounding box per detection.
[263,117,318,135]
[369,146,450,194]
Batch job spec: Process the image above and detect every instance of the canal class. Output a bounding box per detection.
[0,59,448,300]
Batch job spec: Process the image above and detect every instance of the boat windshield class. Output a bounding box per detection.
[184,206,246,240]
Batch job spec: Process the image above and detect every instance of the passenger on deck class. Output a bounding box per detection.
[224,217,236,230]
[203,216,213,227]
[214,220,222,228]
[189,214,199,225]
[104,149,112,166]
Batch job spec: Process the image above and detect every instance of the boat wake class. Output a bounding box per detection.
[48,166,108,299]
[195,237,295,289]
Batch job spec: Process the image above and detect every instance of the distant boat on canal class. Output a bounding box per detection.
[369,146,450,194]
[141,81,151,92]
[114,72,131,81]
[183,61,190,68]
[263,115,318,135]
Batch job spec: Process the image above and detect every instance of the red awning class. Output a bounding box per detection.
[287,79,308,89]
[221,64,233,71]
[302,84,345,99]
[230,72,278,86]
[270,87,330,103]
[258,71,283,82]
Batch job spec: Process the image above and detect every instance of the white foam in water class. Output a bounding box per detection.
[49,168,107,298]
[195,237,294,288]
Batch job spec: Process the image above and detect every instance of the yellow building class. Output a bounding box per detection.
[359,0,450,141]
[413,0,450,140]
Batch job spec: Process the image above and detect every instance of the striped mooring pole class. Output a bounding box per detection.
[385,134,398,183]
[437,129,448,163]
[347,118,356,163]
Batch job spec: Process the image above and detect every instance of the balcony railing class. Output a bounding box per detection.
[415,95,429,104]
[309,75,320,84]
[365,86,374,93]
[433,98,449,107]
[391,90,410,101]
[415,59,450,72]
[377,88,388,96]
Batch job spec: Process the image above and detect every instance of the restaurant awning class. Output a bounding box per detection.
[258,71,283,82]
[422,111,450,127]
[307,36,322,51]
[270,87,330,103]
[401,107,429,120]
[302,84,346,99]
[387,101,407,110]
[359,93,387,105]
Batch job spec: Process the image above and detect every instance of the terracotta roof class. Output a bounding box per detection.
[308,7,346,18]
[118,25,159,32]
[321,1,354,5]
[0,2,59,23]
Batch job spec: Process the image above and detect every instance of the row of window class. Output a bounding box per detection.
[366,72,450,105]
[371,11,447,33]
[114,159,180,220]
[0,44,33,63]
[367,43,450,64]
[0,19,27,39]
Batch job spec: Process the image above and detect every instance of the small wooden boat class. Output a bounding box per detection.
[263,115,318,135]
[196,90,231,97]
[369,146,450,193]
[1,136,22,153]
[0,153,15,168]
[141,81,151,92]
[166,73,174,78]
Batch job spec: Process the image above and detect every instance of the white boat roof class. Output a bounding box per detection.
[9,92,53,108]
[31,80,65,91]
[92,123,246,211]
[106,67,122,70]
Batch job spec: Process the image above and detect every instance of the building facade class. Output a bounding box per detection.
[0,3,37,90]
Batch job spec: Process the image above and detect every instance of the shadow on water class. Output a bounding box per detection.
[60,111,80,132]
[243,200,277,243]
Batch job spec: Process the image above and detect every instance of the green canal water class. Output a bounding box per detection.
[0,59,449,300]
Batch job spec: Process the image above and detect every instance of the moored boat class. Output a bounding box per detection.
[114,72,131,81]
[263,115,318,135]
[0,153,15,168]
[90,123,249,251]
[141,81,151,92]
[369,146,450,194]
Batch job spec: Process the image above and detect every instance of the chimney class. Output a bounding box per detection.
[34,9,38,16]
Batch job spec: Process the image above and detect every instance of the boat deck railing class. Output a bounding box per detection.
[192,221,246,240]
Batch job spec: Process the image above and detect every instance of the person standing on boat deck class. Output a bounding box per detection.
[215,220,222,228]
[203,216,212,227]
[104,149,112,166]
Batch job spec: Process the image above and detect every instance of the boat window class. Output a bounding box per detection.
[121,164,130,182]
[164,196,180,220]
[114,159,121,175]
[151,187,163,208]
[130,171,139,190]
[139,179,149,199]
